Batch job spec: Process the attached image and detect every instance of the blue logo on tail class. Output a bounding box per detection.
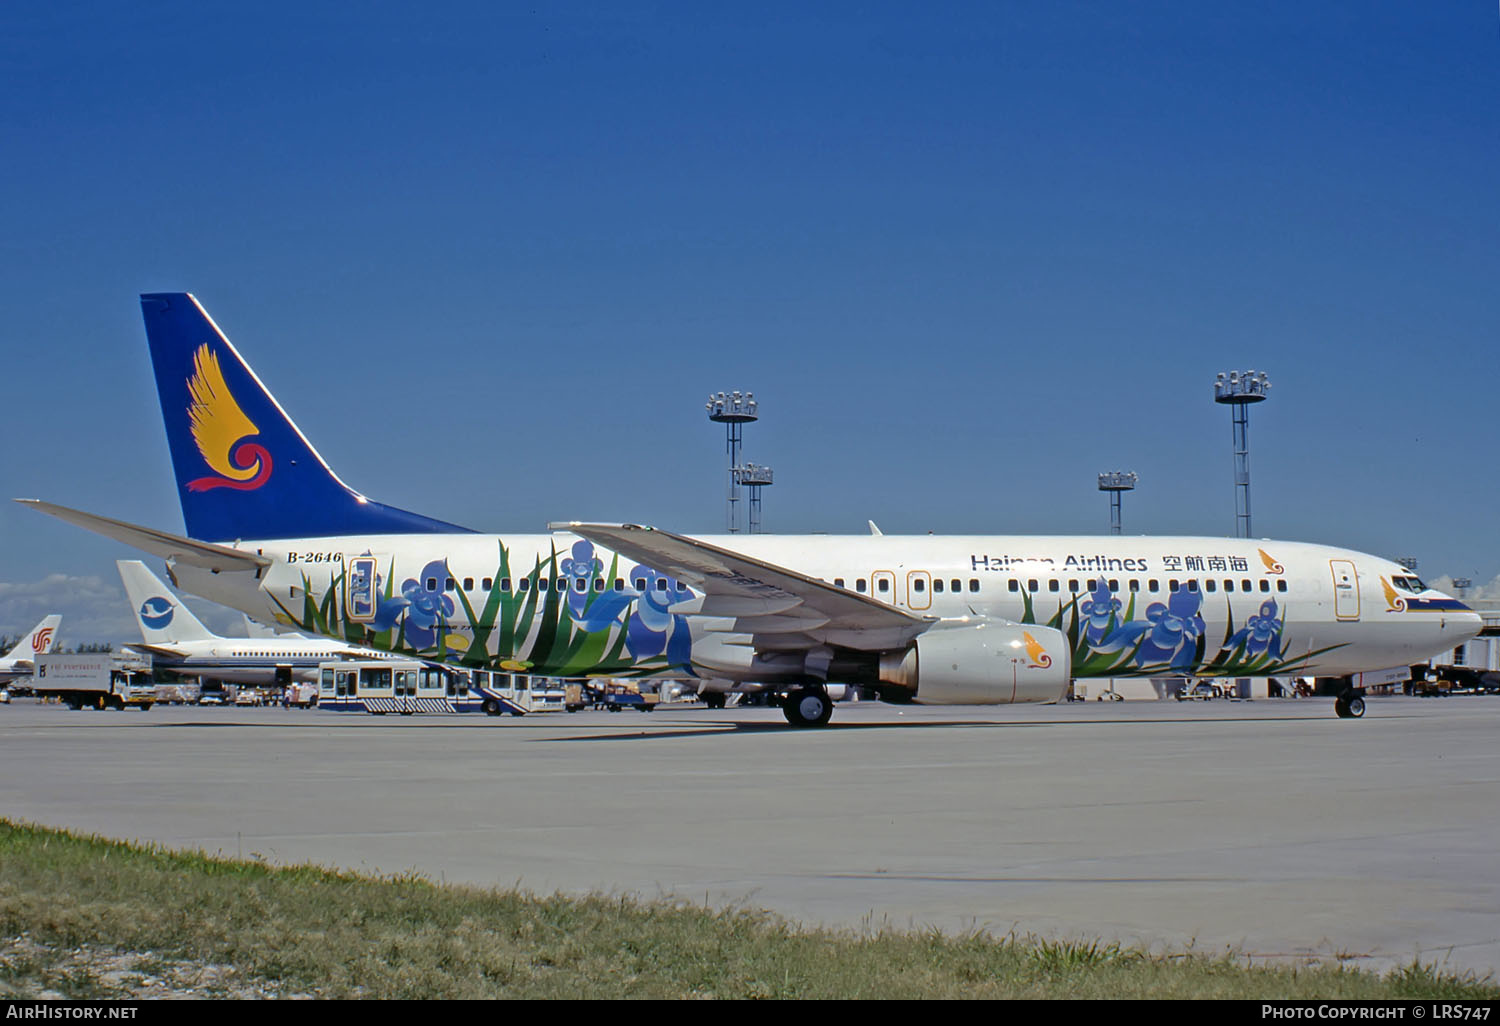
[140,596,175,630]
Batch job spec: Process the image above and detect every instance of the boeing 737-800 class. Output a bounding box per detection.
[19,294,1481,726]
[118,559,395,685]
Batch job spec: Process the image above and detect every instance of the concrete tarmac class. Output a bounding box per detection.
[2,695,1496,977]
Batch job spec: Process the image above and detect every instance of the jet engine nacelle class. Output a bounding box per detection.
[878,619,1072,705]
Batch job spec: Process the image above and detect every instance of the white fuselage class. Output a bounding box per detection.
[166,531,1481,693]
[130,637,401,686]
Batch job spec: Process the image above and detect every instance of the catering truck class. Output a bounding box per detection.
[32,654,156,711]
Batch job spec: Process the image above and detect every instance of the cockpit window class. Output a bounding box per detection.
[1392,575,1428,593]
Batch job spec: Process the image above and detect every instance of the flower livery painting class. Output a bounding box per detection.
[1019,578,1339,677]
[269,540,696,678]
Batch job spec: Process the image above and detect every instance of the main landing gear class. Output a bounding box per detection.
[1334,688,1366,719]
[781,686,833,728]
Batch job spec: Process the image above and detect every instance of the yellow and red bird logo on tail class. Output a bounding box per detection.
[185,344,273,492]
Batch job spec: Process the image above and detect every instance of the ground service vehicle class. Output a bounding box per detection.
[317,659,487,714]
[33,654,156,711]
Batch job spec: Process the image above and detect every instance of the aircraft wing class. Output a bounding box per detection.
[553,522,933,651]
[16,499,272,573]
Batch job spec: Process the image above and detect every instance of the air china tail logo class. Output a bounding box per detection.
[31,627,54,654]
[185,344,273,492]
[140,597,175,630]
[1022,631,1053,668]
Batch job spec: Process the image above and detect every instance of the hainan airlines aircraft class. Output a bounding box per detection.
[117,559,396,685]
[18,293,1482,726]
[0,615,62,686]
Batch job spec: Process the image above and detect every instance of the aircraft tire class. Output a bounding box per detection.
[1345,692,1365,718]
[782,687,832,728]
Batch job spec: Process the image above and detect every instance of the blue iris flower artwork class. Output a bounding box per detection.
[1079,578,1123,646]
[1099,587,1206,671]
[1225,599,1285,661]
[560,541,694,669]
[396,558,455,649]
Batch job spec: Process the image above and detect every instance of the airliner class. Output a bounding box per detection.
[0,616,62,686]
[19,293,1482,726]
[117,559,396,686]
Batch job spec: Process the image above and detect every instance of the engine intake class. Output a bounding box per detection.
[878,619,1071,705]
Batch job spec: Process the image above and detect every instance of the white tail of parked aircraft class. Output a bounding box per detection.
[116,559,395,686]
[0,615,62,684]
[18,294,1483,725]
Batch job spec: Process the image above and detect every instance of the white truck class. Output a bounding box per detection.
[32,654,156,711]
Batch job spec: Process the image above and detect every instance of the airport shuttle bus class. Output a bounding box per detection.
[468,670,567,716]
[317,660,486,715]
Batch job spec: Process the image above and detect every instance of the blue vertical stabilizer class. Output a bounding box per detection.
[140,293,474,542]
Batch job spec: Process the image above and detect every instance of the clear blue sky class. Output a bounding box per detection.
[3,2,1498,641]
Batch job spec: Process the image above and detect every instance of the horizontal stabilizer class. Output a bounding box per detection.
[16,499,271,572]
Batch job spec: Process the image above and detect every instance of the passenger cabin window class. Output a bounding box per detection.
[1068,579,1079,592]
[426,577,437,592]
[1205,580,1217,592]
[878,579,889,593]
[657,579,669,592]
[932,579,943,592]
[446,577,456,591]
[594,578,605,591]
[1241,579,1252,592]
[1028,579,1039,592]
[482,577,493,591]
[634,577,647,591]
[1008,580,1018,592]
[614,578,624,591]
[1169,579,1179,592]
[1148,580,1160,592]
[835,578,846,588]
[913,579,925,593]
[464,578,474,591]
[1129,579,1140,592]
[856,579,867,593]
[969,579,979,593]
[1048,580,1059,592]
[518,579,530,592]
[950,579,961,592]
[1260,580,1271,592]
[1109,579,1119,592]
[1277,580,1287,592]
[1187,580,1199,592]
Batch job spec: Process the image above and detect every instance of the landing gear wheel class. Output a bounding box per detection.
[702,692,726,709]
[781,687,833,728]
[1335,690,1365,719]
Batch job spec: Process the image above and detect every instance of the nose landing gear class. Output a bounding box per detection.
[1334,688,1365,719]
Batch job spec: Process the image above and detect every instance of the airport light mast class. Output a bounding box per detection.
[706,391,758,533]
[1397,557,1419,572]
[1097,471,1137,536]
[739,463,774,534]
[1213,370,1271,539]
